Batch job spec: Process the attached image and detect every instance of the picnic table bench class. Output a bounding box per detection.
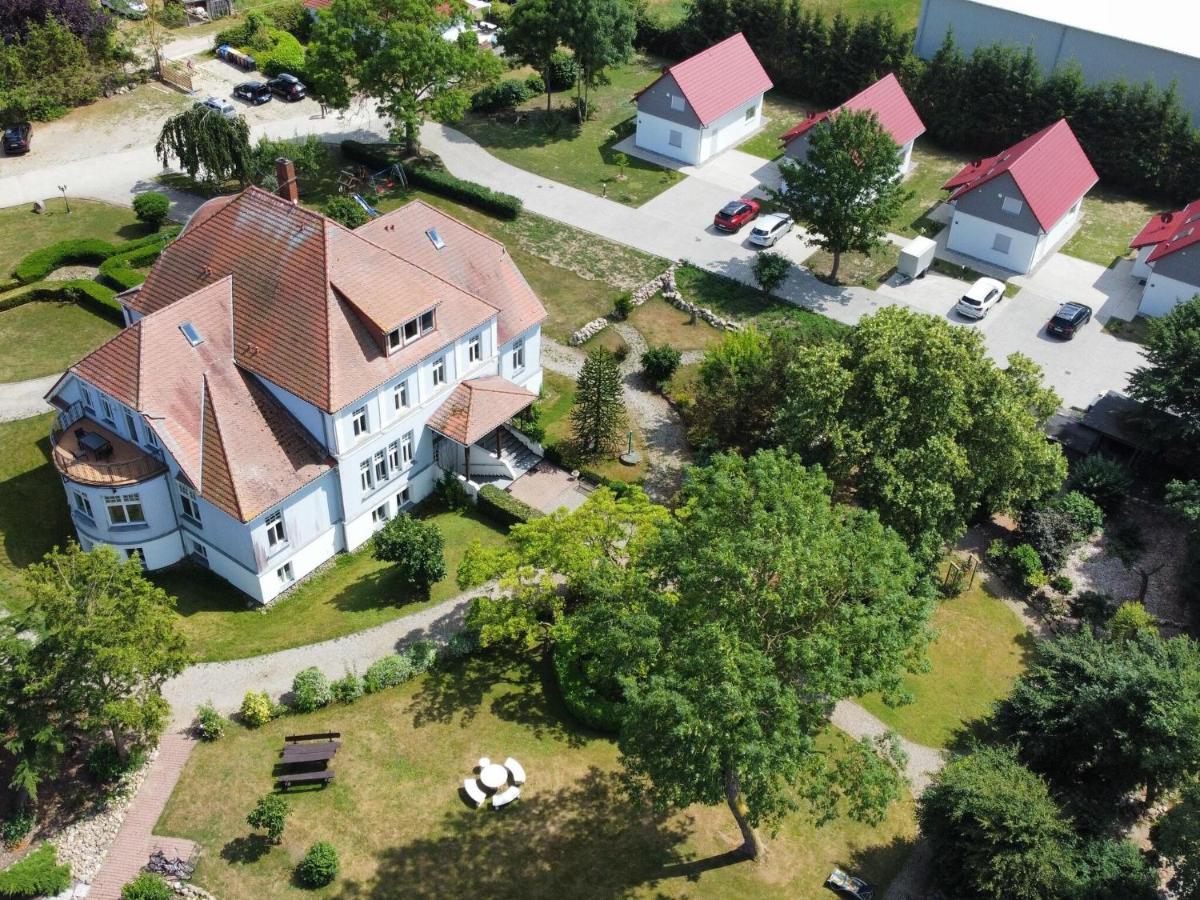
[277,769,335,790]
[285,731,341,743]
[281,741,339,764]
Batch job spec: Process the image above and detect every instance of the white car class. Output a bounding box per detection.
[955,277,1006,319]
[748,212,794,248]
[195,97,237,119]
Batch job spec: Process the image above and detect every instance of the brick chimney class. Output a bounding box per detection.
[276,157,299,204]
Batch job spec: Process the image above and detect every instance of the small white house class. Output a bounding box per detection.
[780,73,925,177]
[941,119,1097,275]
[633,32,772,166]
[1129,198,1200,317]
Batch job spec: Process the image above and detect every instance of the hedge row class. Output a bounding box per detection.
[0,279,121,319]
[340,141,524,219]
[98,241,169,291]
[477,484,543,527]
[13,228,180,285]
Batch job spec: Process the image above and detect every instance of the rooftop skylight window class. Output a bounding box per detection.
[425,227,445,250]
[180,322,203,346]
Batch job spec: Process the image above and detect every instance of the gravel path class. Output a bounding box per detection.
[0,372,60,422]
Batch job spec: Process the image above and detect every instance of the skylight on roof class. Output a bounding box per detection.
[180,322,203,346]
[425,227,446,250]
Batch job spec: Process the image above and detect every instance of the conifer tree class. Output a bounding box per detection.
[570,347,627,459]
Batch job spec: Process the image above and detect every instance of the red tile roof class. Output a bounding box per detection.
[942,119,1098,232]
[636,33,772,127]
[1135,199,1200,262]
[302,0,331,9]
[426,376,536,446]
[780,74,925,148]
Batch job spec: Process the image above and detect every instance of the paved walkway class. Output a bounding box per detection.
[0,373,60,422]
[86,732,198,900]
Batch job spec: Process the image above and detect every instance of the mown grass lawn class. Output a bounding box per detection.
[858,581,1031,749]
[673,264,849,339]
[0,198,150,279]
[157,504,508,663]
[807,242,897,289]
[891,143,970,238]
[627,297,725,352]
[0,301,120,382]
[736,91,816,161]
[454,56,685,207]
[1062,187,1162,268]
[158,652,916,899]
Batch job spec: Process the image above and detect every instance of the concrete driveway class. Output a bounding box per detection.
[1012,254,1143,322]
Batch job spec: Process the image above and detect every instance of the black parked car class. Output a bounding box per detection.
[1046,302,1093,339]
[267,74,306,101]
[233,81,272,105]
[3,122,32,155]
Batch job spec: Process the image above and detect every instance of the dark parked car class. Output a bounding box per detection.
[233,82,272,105]
[267,74,306,101]
[3,122,32,155]
[713,198,760,232]
[1046,302,1093,339]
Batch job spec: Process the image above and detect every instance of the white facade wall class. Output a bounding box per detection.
[498,325,542,392]
[635,94,765,166]
[898,140,915,176]
[66,471,183,570]
[1131,245,1154,281]
[1030,201,1082,269]
[1139,269,1200,318]
[701,97,765,162]
[946,208,1040,273]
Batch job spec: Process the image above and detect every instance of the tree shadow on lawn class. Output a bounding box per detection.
[0,434,73,572]
[459,109,583,152]
[336,767,696,900]
[220,833,272,866]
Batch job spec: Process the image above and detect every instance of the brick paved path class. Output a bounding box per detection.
[87,731,197,900]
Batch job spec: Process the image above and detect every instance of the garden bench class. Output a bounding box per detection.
[285,731,341,743]
[464,778,488,808]
[491,785,520,809]
[277,769,335,789]
[281,742,339,763]
[504,757,525,785]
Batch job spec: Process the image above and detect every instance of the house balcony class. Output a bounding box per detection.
[51,403,166,487]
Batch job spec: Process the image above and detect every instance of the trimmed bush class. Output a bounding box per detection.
[1049,574,1074,595]
[372,513,446,590]
[477,484,543,527]
[258,29,306,78]
[0,844,71,898]
[121,872,173,900]
[239,690,276,727]
[407,639,439,675]
[13,229,178,284]
[291,667,332,713]
[331,672,364,704]
[640,344,682,386]
[363,654,414,694]
[1068,456,1134,513]
[470,79,533,113]
[434,470,469,511]
[98,242,169,291]
[524,74,546,96]
[295,841,339,888]
[439,629,479,663]
[132,192,171,228]
[247,794,290,844]
[195,701,226,741]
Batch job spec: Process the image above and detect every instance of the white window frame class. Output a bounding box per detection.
[745,105,756,121]
[100,396,115,423]
[191,540,208,563]
[351,406,369,437]
[398,487,410,507]
[393,380,409,412]
[125,547,145,568]
[178,481,202,523]
[386,328,402,353]
[277,561,294,585]
[511,337,525,371]
[371,503,390,527]
[431,356,446,388]
[265,510,287,550]
[401,430,414,466]
[387,440,401,473]
[373,449,388,482]
[123,409,139,443]
[360,458,374,494]
[105,492,145,526]
[79,385,94,412]
[143,426,158,450]
[468,333,482,364]
[72,490,93,519]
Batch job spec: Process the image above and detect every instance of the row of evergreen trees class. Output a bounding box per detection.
[637,0,1200,202]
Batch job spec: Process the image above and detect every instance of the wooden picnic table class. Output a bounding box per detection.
[281,741,339,764]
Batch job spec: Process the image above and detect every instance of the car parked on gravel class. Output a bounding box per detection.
[748,212,794,248]
[1046,302,1093,339]
[713,198,760,233]
[955,276,1006,320]
[195,97,237,118]
[267,74,306,102]
[3,122,32,155]
[233,82,272,105]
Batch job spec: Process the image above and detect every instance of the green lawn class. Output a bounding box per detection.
[0,198,150,279]
[858,581,1031,749]
[0,301,120,382]
[455,56,685,207]
[807,242,897,289]
[157,504,508,663]
[158,652,916,899]
[891,143,970,238]
[1062,187,1162,267]
[627,297,725,352]
[539,370,648,484]
[736,91,815,161]
[673,264,849,338]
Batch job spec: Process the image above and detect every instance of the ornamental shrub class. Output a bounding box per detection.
[1008,542,1046,590]
[524,73,546,96]
[258,30,306,78]
[0,844,71,898]
[331,672,364,704]
[295,841,339,888]
[195,701,226,741]
[372,513,446,590]
[132,191,170,228]
[612,292,633,320]
[239,690,276,727]
[363,654,414,694]
[1054,490,1104,539]
[544,51,577,92]
[322,195,369,229]
[470,78,532,113]
[1049,574,1073,595]
[246,793,290,844]
[0,811,34,850]
[477,484,543,527]
[291,666,332,713]
[1108,601,1158,641]
[640,344,681,386]
[406,639,439,675]
[434,470,469,511]
[87,743,145,784]
[121,872,173,900]
[1068,456,1134,513]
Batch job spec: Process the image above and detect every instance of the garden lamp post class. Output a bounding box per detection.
[58,186,70,213]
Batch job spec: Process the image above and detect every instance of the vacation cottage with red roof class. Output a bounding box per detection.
[780,74,926,179]
[1129,199,1200,317]
[941,119,1097,275]
[634,33,772,166]
[43,167,546,603]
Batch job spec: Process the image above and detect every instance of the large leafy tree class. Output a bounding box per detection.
[776,307,1066,564]
[620,450,932,858]
[918,747,1079,900]
[558,0,634,114]
[1128,294,1200,449]
[995,629,1200,808]
[569,347,627,459]
[156,104,251,186]
[504,0,564,112]
[305,0,502,154]
[0,544,191,800]
[769,108,910,281]
[1153,781,1200,900]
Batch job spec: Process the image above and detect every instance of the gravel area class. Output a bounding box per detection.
[44,265,99,282]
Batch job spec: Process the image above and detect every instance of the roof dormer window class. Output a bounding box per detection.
[384,309,437,355]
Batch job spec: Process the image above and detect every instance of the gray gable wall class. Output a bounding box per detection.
[1152,245,1200,287]
[636,73,702,128]
[782,131,813,164]
[953,172,1043,235]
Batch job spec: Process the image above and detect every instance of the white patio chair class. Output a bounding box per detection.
[477,756,490,769]
[503,757,525,785]
[491,785,520,809]
[464,778,487,808]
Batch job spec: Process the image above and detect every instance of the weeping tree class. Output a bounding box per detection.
[155,104,252,186]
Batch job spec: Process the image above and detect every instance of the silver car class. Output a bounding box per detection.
[955,277,1006,319]
[748,212,794,248]
[195,97,237,119]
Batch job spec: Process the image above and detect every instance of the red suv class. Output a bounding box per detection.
[713,198,760,232]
